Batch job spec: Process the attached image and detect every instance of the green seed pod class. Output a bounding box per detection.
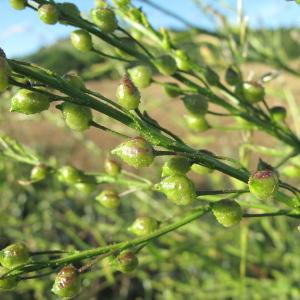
[161,156,191,177]
[153,55,177,76]
[74,182,96,194]
[112,137,154,168]
[248,170,279,200]
[116,75,141,110]
[184,114,210,132]
[38,4,59,25]
[52,266,81,299]
[128,65,152,89]
[113,0,131,7]
[183,95,208,116]
[155,175,196,206]
[30,164,48,182]
[191,164,213,175]
[115,250,138,273]
[203,67,219,86]
[104,158,121,176]
[96,189,120,209]
[225,65,240,86]
[212,199,242,227]
[9,0,26,10]
[70,29,93,52]
[128,216,158,236]
[58,2,80,24]
[95,0,107,8]
[242,81,265,103]
[62,102,92,132]
[270,106,287,123]
[63,72,85,90]
[282,165,300,178]
[91,8,118,34]
[11,89,50,115]
[174,50,191,72]
[0,243,30,269]
[0,57,10,92]
[163,83,181,98]
[0,268,18,290]
[57,165,83,185]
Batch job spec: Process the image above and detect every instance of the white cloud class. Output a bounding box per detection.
[0,23,31,42]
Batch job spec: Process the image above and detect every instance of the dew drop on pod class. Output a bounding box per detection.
[128,65,152,89]
[184,114,210,132]
[114,250,138,273]
[0,268,18,291]
[57,165,83,185]
[128,216,159,236]
[91,7,118,34]
[161,156,191,177]
[30,164,48,182]
[0,57,10,93]
[111,137,154,168]
[62,102,93,132]
[38,4,59,25]
[163,83,181,98]
[155,174,196,206]
[104,158,121,176]
[212,199,242,227]
[70,29,93,52]
[270,106,287,123]
[242,81,265,103]
[96,189,120,209]
[153,55,177,76]
[52,265,81,299]
[9,0,26,10]
[248,170,279,200]
[0,243,30,269]
[183,94,208,116]
[11,89,50,115]
[174,50,191,72]
[116,75,141,110]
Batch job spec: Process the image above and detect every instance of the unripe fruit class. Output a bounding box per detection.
[96,189,120,209]
[116,75,141,110]
[248,170,279,200]
[128,217,158,236]
[70,30,93,52]
[155,175,196,206]
[115,250,138,273]
[161,156,191,177]
[282,165,300,178]
[154,55,177,76]
[203,67,219,86]
[164,83,181,98]
[62,102,92,131]
[104,158,121,176]
[183,95,208,116]
[57,166,83,185]
[191,164,213,175]
[38,4,59,25]
[0,243,30,269]
[0,57,10,92]
[11,89,50,115]
[184,115,210,132]
[30,164,48,182]
[111,137,154,168]
[74,182,96,194]
[52,266,81,299]
[242,81,265,103]
[212,199,242,227]
[128,65,152,89]
[113,0,131,7]
[174,50,191,71]
[95,0,107,8]
[0,268,18,290]
[270,106,287,123]
[225,65,240,86]
[64,73,85,90]
[9,0,26,10]
[91,8,118,34]
[58,2,80,24]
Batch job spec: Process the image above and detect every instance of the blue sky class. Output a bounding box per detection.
[1,0,300,58]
